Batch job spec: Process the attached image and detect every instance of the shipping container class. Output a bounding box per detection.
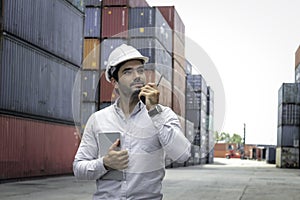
[296,64,300,83]
[85,0,102,7]
[276,147,299,168]
[144,69,172,107]
[0,34,79,123]
[2,0,84,66]
[83,39,100,70]
[173,86,185,117]
[81,70,100,102]
[100,38,128,70]
[101,7,128,38]
[277,125,300,147]
[0,114,80,180]
[129,7,173,54]
[156,6,185,43]
[266,147,276,164]
[295,45,300,68]
[186,90,207,110]
[173,33,185,68]
[129,37,172,82]
[185,119,195,143]
[278,103,300,126]
[102,0,149,7]
[278,83,300,104]
[193,145,200,164]
[99,71,118,102]
[187,74,208,94]
[80,101,98,132]
[84,7,101,38]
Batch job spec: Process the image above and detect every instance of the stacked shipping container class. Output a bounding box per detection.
[80,2,102,133]
[0,0,83,180]
[276,83,300,168]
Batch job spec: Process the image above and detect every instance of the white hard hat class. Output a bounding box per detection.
[105,44,149,82]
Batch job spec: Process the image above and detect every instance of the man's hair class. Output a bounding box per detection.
[111,59,144,82]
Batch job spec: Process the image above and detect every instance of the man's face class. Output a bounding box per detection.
[115,60,146,98]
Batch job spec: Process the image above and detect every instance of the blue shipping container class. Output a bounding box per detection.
[0,34,79,123]
[2,0,84,66]
[84,7,101,38]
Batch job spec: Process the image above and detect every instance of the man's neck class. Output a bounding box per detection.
[118,96,139,118]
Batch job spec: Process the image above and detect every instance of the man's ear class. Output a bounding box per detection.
[111,78,118,89]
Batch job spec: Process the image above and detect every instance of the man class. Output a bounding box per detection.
[73,44,191,199]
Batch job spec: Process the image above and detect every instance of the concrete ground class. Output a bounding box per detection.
[0,158,299,200]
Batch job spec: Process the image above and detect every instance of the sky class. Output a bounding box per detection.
[147,0,300,145]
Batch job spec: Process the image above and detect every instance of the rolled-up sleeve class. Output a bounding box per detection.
[150,106,191,163]
[73,114,108,180]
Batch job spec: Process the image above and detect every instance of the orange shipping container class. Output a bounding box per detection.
[83,39,100,70]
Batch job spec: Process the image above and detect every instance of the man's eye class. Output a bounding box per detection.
[123,70,132,75]
[137,68,144,73]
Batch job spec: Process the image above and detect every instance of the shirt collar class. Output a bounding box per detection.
[113,98,145,118]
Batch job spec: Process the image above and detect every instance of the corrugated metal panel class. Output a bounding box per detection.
[84,7,101,38]
[277,125,300,147]
[100,38,128,70]
[144,70,172,107]
[99,71,118,102]
[296,64,300,83]
[156,6,185,43]
[129,37,172,82]
[81,70,100,102]
[129,7,173,54]
[80,101,98,132]
[0,34,79,123]
[185,119,194,143]
[0,114,79,180]
[85,0,102,7]
[173,33,185,68]
[102,0,149,7]
[101,7,128,38]
[83,39,100,70]
[2,0,83,66]
[278,103,300,126]
[278,83,300,104]
[187,74,208,94]
[173,86,185,117]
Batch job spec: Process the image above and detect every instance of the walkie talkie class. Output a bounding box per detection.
[140,74,164,104]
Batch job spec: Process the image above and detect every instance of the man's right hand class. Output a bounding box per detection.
[103,139,129,170]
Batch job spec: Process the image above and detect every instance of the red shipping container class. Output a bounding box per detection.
[99,71,118,102]
[296,45,300,68]
[145,69,172,107]
[101,7,129,38]
[0,114,80,180]
[174,33,185,68]
[173,59,186,117]
[156,6,185,43]
[102,0,149,7]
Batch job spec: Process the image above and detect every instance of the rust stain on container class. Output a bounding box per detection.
[0,114,80,180]
[101,7,128,38]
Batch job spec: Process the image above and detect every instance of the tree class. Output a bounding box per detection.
[229,133,243,144]
[213,131,242,144]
